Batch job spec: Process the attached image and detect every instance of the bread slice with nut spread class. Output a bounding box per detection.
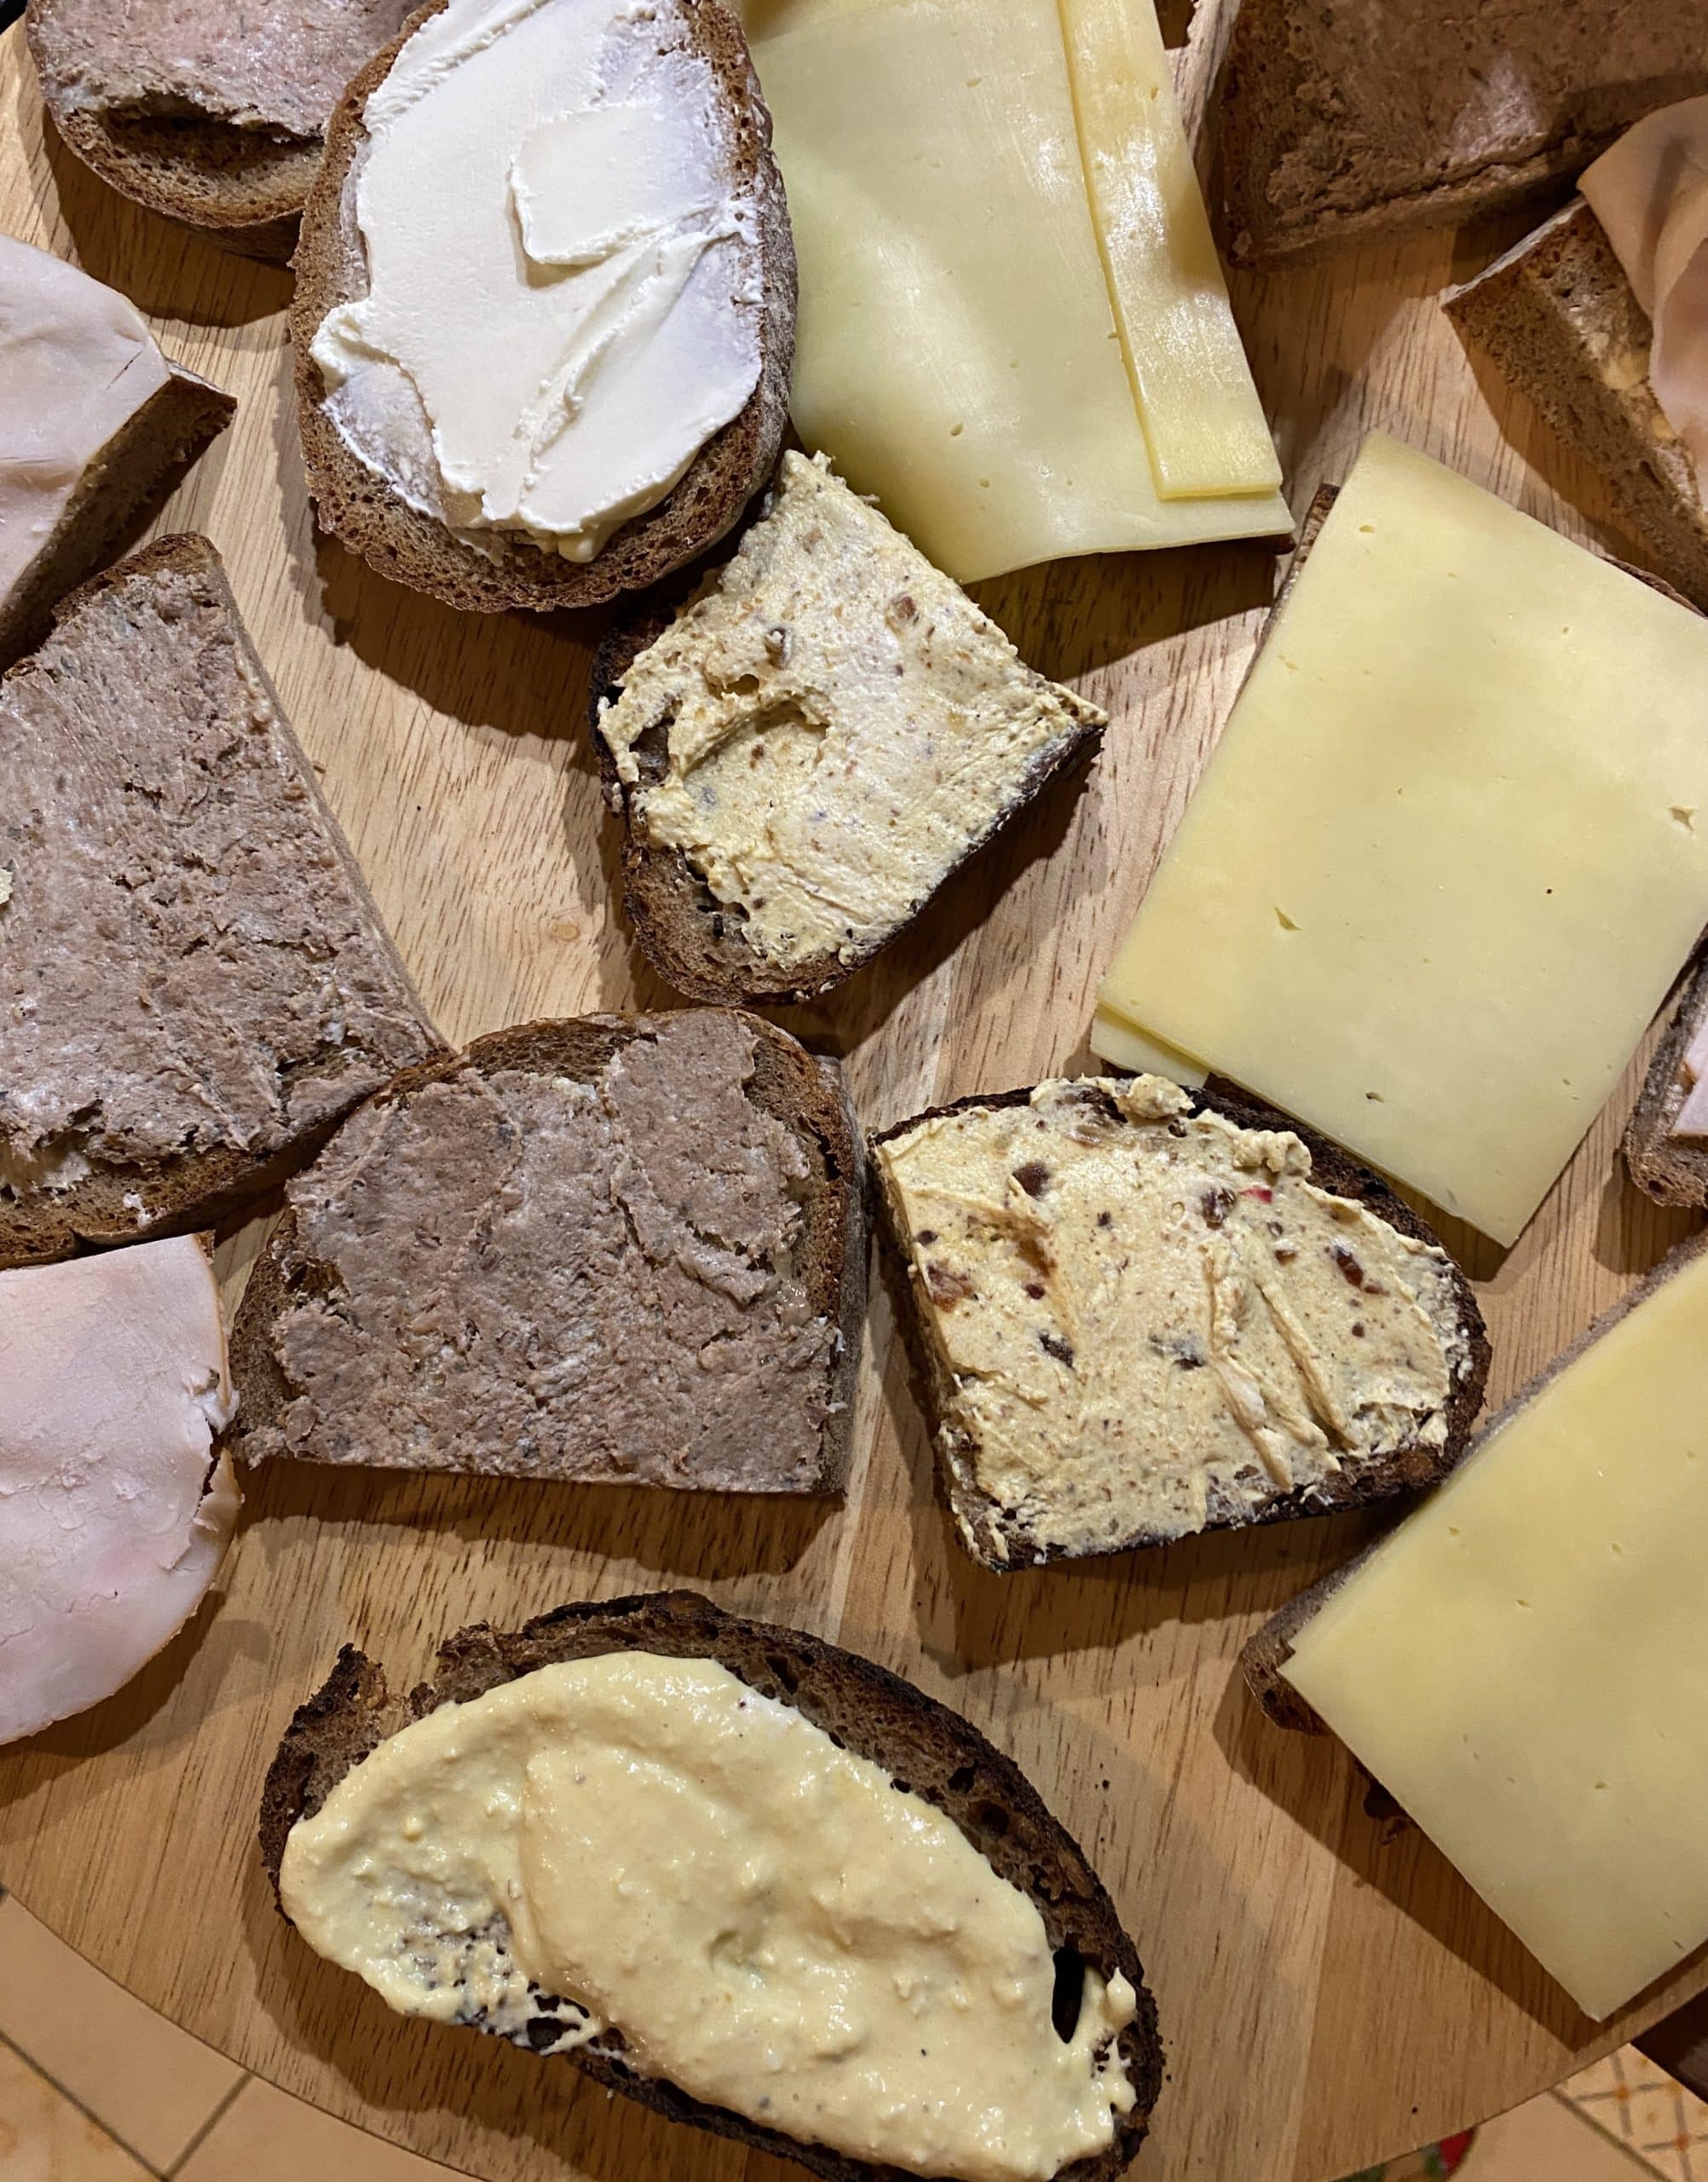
[259,1588,1163,2182]
[290,0,795,612]
[591,452,1107,1005]
[872,1075,1489,1572]
[228,1010,865,1492]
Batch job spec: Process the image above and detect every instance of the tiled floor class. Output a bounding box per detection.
[2,1889,1705,2182]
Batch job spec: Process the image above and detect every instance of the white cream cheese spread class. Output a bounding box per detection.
[875,1076,1468,1562]
[279,1652,1137,2182]
[311,0,765,562]
[597,453,1105,972]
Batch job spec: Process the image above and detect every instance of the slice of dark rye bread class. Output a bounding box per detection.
[0,358,234,671]
[1241,1227,1708,1735]
[586,470,1105,1007]
[289,0,796,613]
[1445,202,1708,617]
[228,1011,867,1492]
[0,534,447,1267]
[258,1590,1163,2182]
[26,0,418,263]
[870,1080,1491,1572]
[1624,952,1708,1208]
[1218,0,1708,269]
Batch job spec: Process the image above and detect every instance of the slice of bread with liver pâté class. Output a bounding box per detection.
[0,535,446,1267]
[26,0,419,261]
[290,0,795,612]
[1218,0,1708,268]
[591,453,1106,1005]
[229,1010,864,1492]
[259,1588,1163,2182]
[1445,201,1708,615]
[872,1074,1489,1571]
[0,234,235,669]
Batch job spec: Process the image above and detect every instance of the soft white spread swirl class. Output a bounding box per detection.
[279,1653,1137,2182]
[311,0,764,563]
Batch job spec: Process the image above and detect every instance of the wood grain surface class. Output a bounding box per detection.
[1,12,1703,2180]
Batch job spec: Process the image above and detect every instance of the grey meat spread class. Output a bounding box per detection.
[250,1013,840,1488]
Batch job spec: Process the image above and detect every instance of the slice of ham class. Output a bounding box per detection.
[1582,97,1708,502]
[0,1235,239,1746]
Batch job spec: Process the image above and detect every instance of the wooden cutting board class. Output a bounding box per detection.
[1,14,1702,2180]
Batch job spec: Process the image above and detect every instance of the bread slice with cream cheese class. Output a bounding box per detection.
[259,1589,1163,2182]
[591,453,1105,1005]
[290,0,795,610]
[873,1075,1488,1571]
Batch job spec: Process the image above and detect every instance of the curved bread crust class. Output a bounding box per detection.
[0,364,236,672]
[228,1011,868,1491]
[1239,1224,1708,1730]
[0,534,447,1269]
[872,1079,1492,1572]
[26,1,321,261]
[1624,952,1708,1208]
[258,1590,1162,2182]
[588,574,1104,1005]
[290,0,797,613]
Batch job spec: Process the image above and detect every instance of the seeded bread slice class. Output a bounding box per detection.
[0,361,235,671]
[228,1010,866,1492]
[0,534,447,1267]
[589,455,1106,1006]
[26,0,418,261]
[1218,0,1708,268]
[258,1588,1162,2182]
[1240,1226,1708,1731]
[1445,201,1708,615]
[872,1080,1490,1573]
[1623,953,1708,1208]
[290,0,796,612]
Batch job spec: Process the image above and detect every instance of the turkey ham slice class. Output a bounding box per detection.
[1582,97,1708,501]
[0,1235,239,1745]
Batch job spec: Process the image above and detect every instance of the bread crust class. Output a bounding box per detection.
[0,534,448,1268]
[1624,953,1708,1207]
[0,363,236,672]
[228,1010,867,1492]
[289,0,797,612]
[257,1589,1163,2182]
[1239,1224,1708,1729]
[872,1080,1491,1571]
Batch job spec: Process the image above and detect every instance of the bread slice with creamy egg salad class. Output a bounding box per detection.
[260,1589,1162,2182]
[871,1074,1489,1572]
[26,0,418,261]
[591,452,1107,1004]
[290,0,795,610]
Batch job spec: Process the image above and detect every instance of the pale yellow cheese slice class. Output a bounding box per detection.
[749,0,1290,582]
[1094,432,1708,1244]
[1283,1243,1708,2020]
[1059,0,1281,500]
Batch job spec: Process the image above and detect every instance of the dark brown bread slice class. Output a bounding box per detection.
[258,1589,1162,2182]
[291,0,796,612]
[1219,0,1708,268]
[872,1080,1491,1573]
[587,483,1105,1007]
[1445,201,1708,615]
[0,362,235,670]
[26,0,419,262]
[1625,954,1708,1207]
[0,534,447,1267]
[1240,1227,1708,1730]
[228,1011,866,1492]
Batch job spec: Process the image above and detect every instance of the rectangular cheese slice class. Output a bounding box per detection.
[749,0,1290,582]
[1282,1243,1708,2020]
[1059,0,1282,500]
[1094,433,1708,1244]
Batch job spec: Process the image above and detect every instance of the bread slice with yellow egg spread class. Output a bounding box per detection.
[260,1590,1162,2182]
[872,1075,1489,1571]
